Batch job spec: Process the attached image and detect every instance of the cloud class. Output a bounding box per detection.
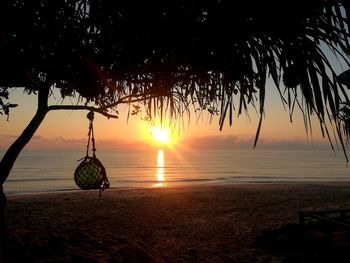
[1,134,18,140]
[180,135,330,151]
[180,135,251,149]
[0,134,331,152]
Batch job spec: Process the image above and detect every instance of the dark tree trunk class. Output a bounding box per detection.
[0,83,50,262]
[0,186,7,263]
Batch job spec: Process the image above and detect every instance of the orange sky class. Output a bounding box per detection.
[0,85,334,152]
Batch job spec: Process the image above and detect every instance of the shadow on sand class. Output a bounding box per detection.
[7,228,166,263]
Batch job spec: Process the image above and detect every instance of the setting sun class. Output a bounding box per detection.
[138,121,180,147]
[151,127,170,144]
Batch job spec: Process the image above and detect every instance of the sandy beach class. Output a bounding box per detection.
[4,183,350,262]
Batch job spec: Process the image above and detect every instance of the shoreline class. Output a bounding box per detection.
[5,179,350,197]
[6,182,350,262]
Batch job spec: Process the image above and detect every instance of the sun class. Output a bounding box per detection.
[151,127,170,144]
[140,122,179,147]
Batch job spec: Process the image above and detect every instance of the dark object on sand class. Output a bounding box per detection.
[258,209,350,263]
[299,209,350,242]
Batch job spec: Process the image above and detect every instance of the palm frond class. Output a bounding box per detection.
[1,0,350,154]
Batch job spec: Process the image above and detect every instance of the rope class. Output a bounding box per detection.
[86,111,96,158]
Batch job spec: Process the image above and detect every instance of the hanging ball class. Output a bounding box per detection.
[74,157,106,190]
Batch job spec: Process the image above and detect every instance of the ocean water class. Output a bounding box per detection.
[2,148,350,195]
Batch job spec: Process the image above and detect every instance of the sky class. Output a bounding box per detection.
[0,81,337,152]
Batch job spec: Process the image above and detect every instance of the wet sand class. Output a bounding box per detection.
[5,183,350,262]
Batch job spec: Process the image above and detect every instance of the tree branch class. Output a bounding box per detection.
[47,105,119,119]
[48,93,170,119]
[98,93,166,111]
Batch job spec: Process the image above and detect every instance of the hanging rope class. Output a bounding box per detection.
[74,111,110,197]
[86,110,96,158]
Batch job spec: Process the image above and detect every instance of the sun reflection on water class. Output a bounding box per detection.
[154,149,166,187]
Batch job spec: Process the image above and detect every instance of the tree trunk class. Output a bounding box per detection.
[0,83,50,262]
[0,186,7,262]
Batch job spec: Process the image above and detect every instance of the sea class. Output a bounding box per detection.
[2,148,350,195]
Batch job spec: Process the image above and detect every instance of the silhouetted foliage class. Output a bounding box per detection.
[338,70,350,143]
[0,0,350,142]
[339,102,350,140]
